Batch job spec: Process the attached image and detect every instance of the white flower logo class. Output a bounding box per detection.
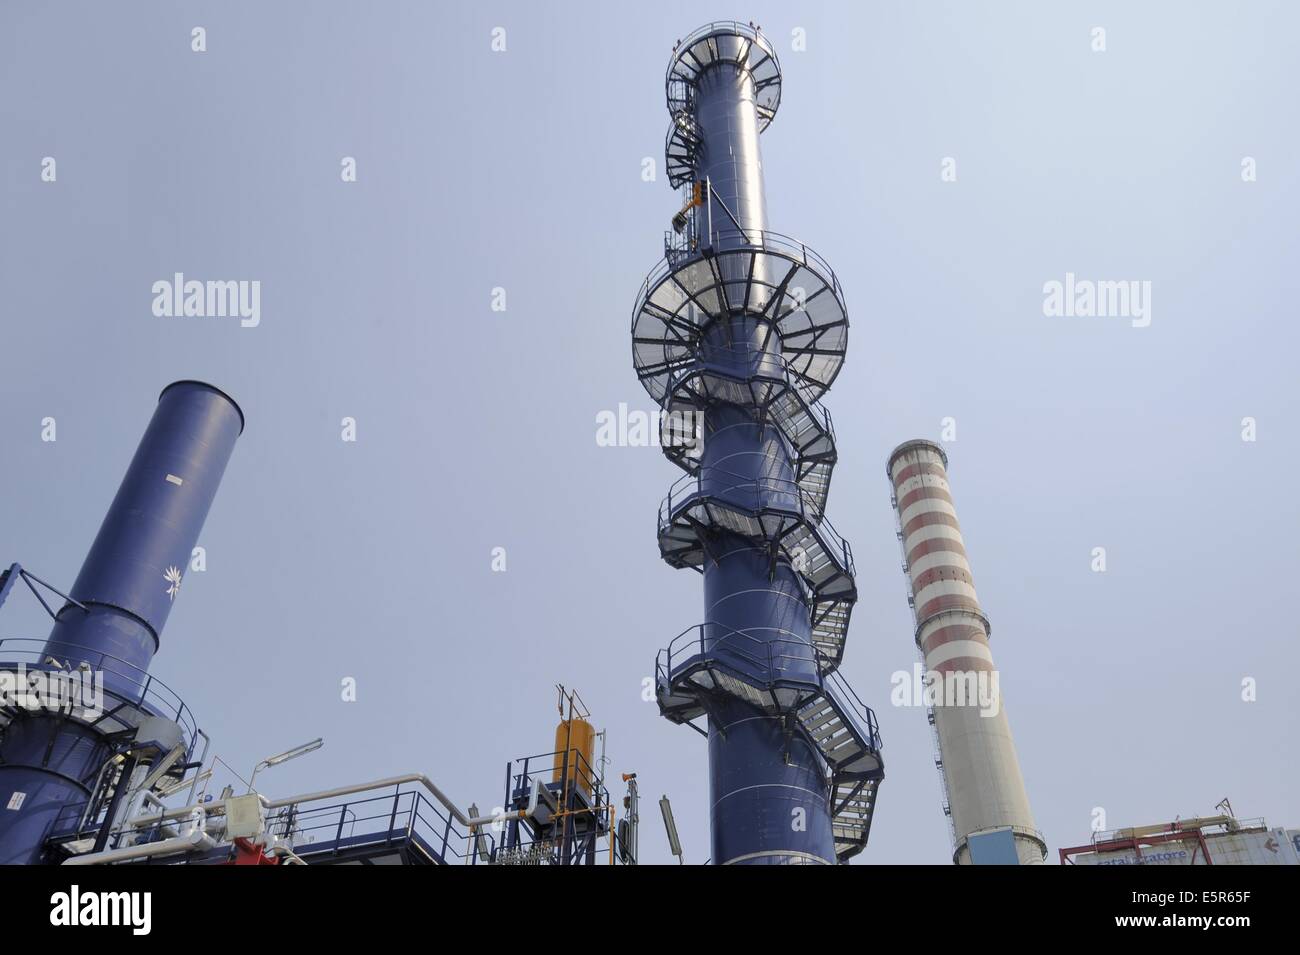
[164,566,183,601]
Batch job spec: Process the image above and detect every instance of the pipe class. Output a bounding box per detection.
[76,755,117,832]
[269,845,308,865]
[92,755,138,853]
[62,829,215,866]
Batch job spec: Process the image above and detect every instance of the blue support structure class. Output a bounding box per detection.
[633,23,883,864]
[0,381,242,864]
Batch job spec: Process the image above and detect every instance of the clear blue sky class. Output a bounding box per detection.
[2,1,1296,863]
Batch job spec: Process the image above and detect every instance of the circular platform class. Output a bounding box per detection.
[631,231,849,405]
[666,21,782,131]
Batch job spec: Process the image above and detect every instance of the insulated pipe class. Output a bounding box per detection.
[0,382,242,865]
[62,829,215,865]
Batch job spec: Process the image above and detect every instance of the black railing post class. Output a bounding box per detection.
[386,790,399,846]
[332,805,346,855]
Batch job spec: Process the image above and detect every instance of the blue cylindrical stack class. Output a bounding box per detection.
[634,23,883,865]
[0,381,242,864]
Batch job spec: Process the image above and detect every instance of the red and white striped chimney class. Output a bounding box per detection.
[887,439,1045,865]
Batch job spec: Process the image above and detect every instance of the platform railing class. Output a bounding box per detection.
[659,467,856,577]
[825,669,883,753]
[658,621,825,688]
[0,636,200,753]
[268,786,496,865]
[666,20,781,76]
[662,341,840,422]
[665,21,782,126]
[635,228,845,319]
[500,747,613,865]
[507,746,607,812]
[656,622,882,757]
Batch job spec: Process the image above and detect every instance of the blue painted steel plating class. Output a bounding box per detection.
[44,381,243,682]
[0,381,242,864]
[634,23,883,864]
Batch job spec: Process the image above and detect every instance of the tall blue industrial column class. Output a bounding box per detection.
[635,23,884,864]
[0,381,242,863]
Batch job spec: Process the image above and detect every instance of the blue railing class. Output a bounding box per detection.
[268,786,495,865]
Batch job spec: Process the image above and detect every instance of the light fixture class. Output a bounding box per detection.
[247,738,323,793]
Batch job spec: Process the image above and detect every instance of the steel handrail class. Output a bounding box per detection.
[662,345,839,434]
[656,622,882,756]
[272,787,496,863]
[825,669,883,752]
[0,636,200,746]
[658,622,824,689]
[665,22,782,124]
[0,637,189,715]
[633,228,846,326]
[659,467,855,575]
[666,20,781,79]
[511,746,607,802]
[664,110,702,186]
